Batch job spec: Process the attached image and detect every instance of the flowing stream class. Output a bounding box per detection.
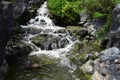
[22,1,78,71]
[6,1,83,80]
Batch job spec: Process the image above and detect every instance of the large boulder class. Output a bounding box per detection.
[31,33,69,50]
[0,0,26,79]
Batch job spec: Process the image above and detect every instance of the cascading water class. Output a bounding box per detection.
[22,1,78,71]
[7,1,81,80]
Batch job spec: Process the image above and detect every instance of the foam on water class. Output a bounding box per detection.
[21,1,78,74]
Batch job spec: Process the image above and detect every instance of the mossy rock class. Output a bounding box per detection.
[67,26,89,40]
[28,54,60,66]
[68,40,103,65]
[75,68,92,80]
[31,34,47,47]
[7,41,32,57]
[31,34,61,50]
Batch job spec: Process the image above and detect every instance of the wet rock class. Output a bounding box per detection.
[31,33,70,50]
[27,54,59,66]
[6,41,32,58]
[76,29,89,39]
[23,27,42,35]
[25,61,41,69]
[67,26,89,40]
[31,34,60,50]
[31,34,47,48]
[58,38,69,48]
[55,29,68,35]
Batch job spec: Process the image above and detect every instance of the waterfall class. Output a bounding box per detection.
[21,1,78,75]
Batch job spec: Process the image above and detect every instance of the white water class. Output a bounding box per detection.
[21,1,79,76]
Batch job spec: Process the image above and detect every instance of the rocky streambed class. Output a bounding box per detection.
[1,1,120,80]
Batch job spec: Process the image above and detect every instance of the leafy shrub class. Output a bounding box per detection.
[48,0,67,17]
[48,0,118,25]
[48,0,82,25]
[82,0,117,18]
[96,15,112,39]
[117,0,120,3]
[93,12,106,19]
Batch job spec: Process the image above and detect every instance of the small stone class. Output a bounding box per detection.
[92,71,104,80]
[114,59,120,64]
[80,60,94,73]
[114,59,119,63]
[31,63,40,68]
[25,62,41,69]
[100,63,105,68]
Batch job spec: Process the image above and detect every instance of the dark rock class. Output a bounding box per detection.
[100,39,109,48]
[31,33,70,50]
[107,4,120,49]
[111,4,120,31]
[76,29,89,39]
[0,0,27,79]
[17,0,46,25]
[6,41,32,58]
[91,18,106,30]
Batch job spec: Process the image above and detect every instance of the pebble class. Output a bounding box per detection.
[114,59,120,64]
[100,63,105,68]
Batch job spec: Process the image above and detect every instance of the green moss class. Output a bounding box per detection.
[82,0,117,18]
[74,67,92,80]
[28,54,60,66]
[93,12,106,19]
[48,0,118,25]
[67,26,88,39]
[31,35,47,46]
[67,40,103,79]
[68,40,103,65]
[96,15,112,39]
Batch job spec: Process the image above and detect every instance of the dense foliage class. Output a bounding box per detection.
[48,0,82,25]
[48,0,117,25]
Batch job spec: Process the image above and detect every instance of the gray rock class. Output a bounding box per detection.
[93,47,120,80]
[111,4,120,31]
[107,4,120,49]
[92,71,104,80]
[100,47,120,61]
[80,60,94,73]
